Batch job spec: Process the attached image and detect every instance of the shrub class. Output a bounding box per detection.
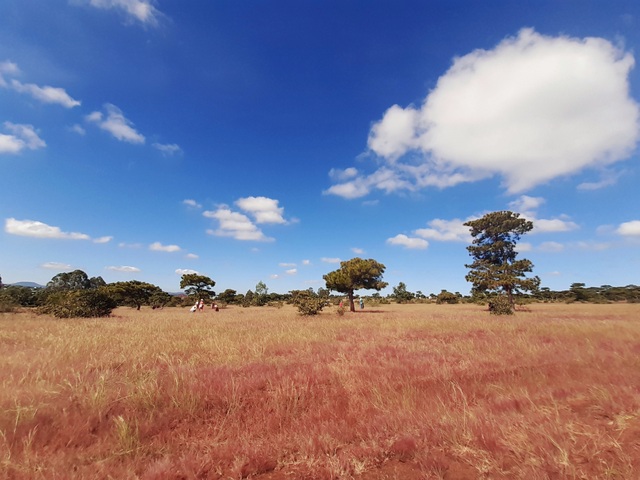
[436,290,459,304]
[336,305,346,316]
[40,289,117,318]
[488,295,514,315]
[292,292,325,316]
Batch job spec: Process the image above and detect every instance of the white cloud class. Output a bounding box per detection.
[185,253,199,259]
[10,79,80,108]
[93,236,113,244]
[69,124,86,135]
[0,60,80,107]
[41,262,72,270]
[203,206,272,242]
[0,122,46,154]
[183,199,202,209]
[235,196,287,224]
[321,257,341,264]
[5,218,90,240]
[414,218,471,242]
[351,247,365,254]
[329,28,639,197]
[176,269,198,275]
[153,142,182,155]
[516,242,532,253]
[106,265,140,272]
[302,259,311,266]
[149,241,181,252]
[538,241,565,252]
[75,0,162,26]
[508,195,579,233]
[328,167,359,182]
[617,220,640,236]
[118,242,143,248]
[386,234,429,250]
[279,262,296,268]
[285,268,297,275]
[86,103,145,144]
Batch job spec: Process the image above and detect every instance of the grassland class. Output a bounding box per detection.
[1,303,639,479]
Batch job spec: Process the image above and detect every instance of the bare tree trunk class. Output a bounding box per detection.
[348,291,355,312]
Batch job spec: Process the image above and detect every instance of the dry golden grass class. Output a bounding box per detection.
[1,303,639,479]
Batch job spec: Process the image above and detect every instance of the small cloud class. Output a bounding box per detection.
[617,220,640,237]
[10,79,80,108]
[69,124,86,135]
[73,0,164,27]
[509,195,579,233]
[285,268,297,275]
[0,122,46,154]
[203,206,273,242]
[351,247,365,254]
[517,242,533,253]
[386,234,429,250]
[185,253,199,259]
[149,241,181,252]
[176,268,198,275]
[41,262,72,270]
[302,259,311,266]
[183,199,202,209]
[106,265,140,273]
[118,242,143,248]
[5,218,90,240]
[153,142,182,156]
[329,167,359,182]
[279,262,296,268]
[415,218,471,242]
[321,257,341,264]
[235,196,287,224]
[270,274,280,279]
[86,103,145,144]
[538,241,565,252]
[93,236,113,244]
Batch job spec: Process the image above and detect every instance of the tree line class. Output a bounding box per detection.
[1,211,636,317]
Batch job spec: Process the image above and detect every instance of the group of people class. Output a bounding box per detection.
[189,298,219,312]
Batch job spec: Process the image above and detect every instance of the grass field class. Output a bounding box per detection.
[1,303,639,479]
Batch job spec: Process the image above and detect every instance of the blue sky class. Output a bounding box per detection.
[1,0,639,296]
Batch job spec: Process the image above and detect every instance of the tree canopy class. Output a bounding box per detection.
[106,281,166,310]
[180,273,216,301]
[464,211,540,309]
[46,270,105,291]
[323,258,388,312]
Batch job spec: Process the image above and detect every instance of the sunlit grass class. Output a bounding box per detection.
[1,303,639,478]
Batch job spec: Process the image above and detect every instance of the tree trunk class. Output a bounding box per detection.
[348,291,355,312]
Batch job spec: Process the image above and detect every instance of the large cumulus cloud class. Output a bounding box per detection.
[327,28,639,198]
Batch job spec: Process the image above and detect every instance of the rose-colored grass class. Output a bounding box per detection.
[1,303,639,479]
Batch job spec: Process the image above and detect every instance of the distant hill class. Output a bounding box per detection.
[9,282,45,288]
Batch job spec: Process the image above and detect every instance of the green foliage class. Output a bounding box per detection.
[488,295,514,315]
[323,258,388,312]
[0,285,42,307]
[106,281,166,310]
[40,288,117,318]
[290,290,325,316]
[464,211,540,306]
[179,273,216,301]
[46,270,105,291]
[436,290,459,304]
[217,289,239,305]
[392,282,415,304]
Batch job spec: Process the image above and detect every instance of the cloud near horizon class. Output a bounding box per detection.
[327,28,640,198]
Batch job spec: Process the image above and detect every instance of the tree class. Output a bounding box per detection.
[323,258,388,312]
[392,282,415,303]
[464,211,540,310]
[217,289,238,305]
[47,270,92,291]
[255,281,268,306]
[180,273,216,301]
[107,281,165,310]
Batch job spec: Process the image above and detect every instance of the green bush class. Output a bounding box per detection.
[436,291,459,304]
[40,289,117,318]
[488,295,514,315]
[292,292,325,316]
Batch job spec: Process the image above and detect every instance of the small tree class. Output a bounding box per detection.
[392,282,415,304]
[323,258,388,312]
[464,211,540,312]
[180,273,216,301]
[107,281,166,310]
[254,281,268,306]
[436,290,459,304]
